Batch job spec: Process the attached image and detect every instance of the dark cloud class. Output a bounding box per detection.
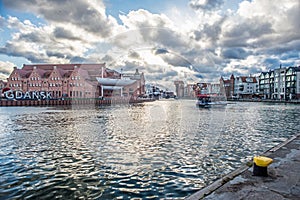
[101,54,114,62]
[153,48,169,55]
[195,73,204,79]
[128,50,141,59]
[3,0,114,37]
[262,39,300,55]
[222,17,274,48]
[138,28,186,49]
[280,51,299,60]
[19,32,45,43]
[221,48,249,59]
[46,50,67,59]
[70,56,89,63]
[53,27,81,40]
[189,0,224,11]
[0,42,47,63]
[160,53,193,68]
[263,57,281,69]
[227,21,273,38]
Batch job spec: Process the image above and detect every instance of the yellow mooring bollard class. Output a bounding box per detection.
[253,156,273,177]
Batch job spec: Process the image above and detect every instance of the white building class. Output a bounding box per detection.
[259,66,300,100]
[234,76,259,99]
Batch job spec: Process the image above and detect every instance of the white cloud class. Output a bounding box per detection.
[0,61,15,80]
[0,0,299,86]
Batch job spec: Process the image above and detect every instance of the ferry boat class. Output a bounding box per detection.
[196,94,227,108]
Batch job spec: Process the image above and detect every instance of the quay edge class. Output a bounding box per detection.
[227,99,300,104]
[186,133,300,200]
[0,98,155,107]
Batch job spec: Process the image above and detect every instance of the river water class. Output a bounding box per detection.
[0,100,299,199]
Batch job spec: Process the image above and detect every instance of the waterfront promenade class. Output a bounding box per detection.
[187,133,300,200]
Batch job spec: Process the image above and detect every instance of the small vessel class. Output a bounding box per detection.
[196,94,227,108]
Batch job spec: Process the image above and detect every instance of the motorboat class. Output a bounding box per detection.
[196,94,227,108]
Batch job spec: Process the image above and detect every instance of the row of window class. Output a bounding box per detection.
[11,77,20,81]
[70,83,83,87]
[11,76,81,81]
[31,77,40,81]
[71,76,80,80]
[9,82,84,87]
[9,83,85,87]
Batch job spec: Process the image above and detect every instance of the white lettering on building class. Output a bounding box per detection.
[4,90,53,100]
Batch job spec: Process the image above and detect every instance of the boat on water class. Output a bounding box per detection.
[196,94,227,108]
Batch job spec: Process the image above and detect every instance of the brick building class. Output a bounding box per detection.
[220,74,235,99]
[5,63,145,99]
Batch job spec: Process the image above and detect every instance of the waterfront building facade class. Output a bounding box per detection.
[207,83,221,95]
[259,66,300,100]
[185,84,196,98]
[220,74,235,99]
[234,76,259,99]
[5,63,145,100]
[174,81,184,97]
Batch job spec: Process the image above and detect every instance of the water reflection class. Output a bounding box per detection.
[0,101,299,199]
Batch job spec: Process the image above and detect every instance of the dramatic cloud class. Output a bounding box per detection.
[0,0,299,87]
[2,0,118,37]
[53,27,81,40]
[189,0,224,11]
[221,48,249,60]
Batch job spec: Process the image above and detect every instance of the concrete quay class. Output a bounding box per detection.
[0,98,154,107]
[186,134,300,200]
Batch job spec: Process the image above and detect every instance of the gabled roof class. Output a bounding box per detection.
[17,69,32,78]
[32,68,47,78]
[239,76,257,83]
[22,63,106,80]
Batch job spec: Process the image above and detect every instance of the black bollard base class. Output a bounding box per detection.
[253,163,268,177]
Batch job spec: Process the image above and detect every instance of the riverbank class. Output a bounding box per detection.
[186,133,300,200]
[228,99,300,104]
[0,98,154,106]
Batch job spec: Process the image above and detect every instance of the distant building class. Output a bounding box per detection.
[259,66,300,100]
[207,83,221,95]
[234,76,259,99]
[220,74,235,99]
[97,68,145,98]
[185,84,196,98]
[174,80,184,97]
[144,83,161,98]
[5,63,145,99]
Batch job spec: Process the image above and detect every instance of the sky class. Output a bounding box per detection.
[0,0,299,89]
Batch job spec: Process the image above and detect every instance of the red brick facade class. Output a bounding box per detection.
[4,63,145,99]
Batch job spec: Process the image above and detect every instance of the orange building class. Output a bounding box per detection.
[5,63,145,99]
